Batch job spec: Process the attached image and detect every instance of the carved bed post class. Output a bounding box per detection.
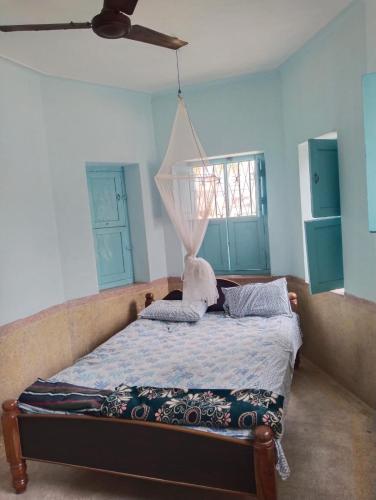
[288,291,298,312]
[253,425,277,500]
[1,400,28,494]
[145,292,154,308]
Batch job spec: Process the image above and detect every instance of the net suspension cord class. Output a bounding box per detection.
[176,50,207,170]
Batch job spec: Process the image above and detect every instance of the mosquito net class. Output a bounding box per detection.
[155,95,219,306]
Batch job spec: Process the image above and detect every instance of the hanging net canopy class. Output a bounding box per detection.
[155,95,219,306]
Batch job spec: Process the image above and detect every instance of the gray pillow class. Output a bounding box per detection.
[139,300,207,322]
[222,278,292,318]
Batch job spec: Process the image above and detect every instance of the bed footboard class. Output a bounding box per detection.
[2,400,277,499]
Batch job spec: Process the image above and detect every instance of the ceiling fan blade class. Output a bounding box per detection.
[0,22,91,33]
[104,0,139,15]
[124,25,187,50]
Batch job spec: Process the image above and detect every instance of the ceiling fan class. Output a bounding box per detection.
[0,0,188,50]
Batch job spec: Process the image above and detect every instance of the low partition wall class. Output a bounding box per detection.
[1,275,375,415]
[0,279,170,407]
[288,277,376,410]
[171,275,376,409]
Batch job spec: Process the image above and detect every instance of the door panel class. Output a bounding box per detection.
[309,139,340,218]
[305,217,344,294]
[87,167,134,290]
[88,171,126,228]
[94,227,133,288]
[228,217,268,271]
[198,220,229,272]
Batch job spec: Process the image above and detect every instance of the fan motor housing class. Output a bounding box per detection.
[91,10,131,39]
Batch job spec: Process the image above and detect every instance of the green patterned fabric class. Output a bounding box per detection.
[101,385,284,438]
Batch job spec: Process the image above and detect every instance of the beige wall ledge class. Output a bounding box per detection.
[0,278,170,406]
[1,275,376,413]
[287,276,376,410]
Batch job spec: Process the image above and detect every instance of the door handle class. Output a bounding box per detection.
[116,193,121,201]
[313,173,320,184]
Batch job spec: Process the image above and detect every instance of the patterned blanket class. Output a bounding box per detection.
[19,379,284,438]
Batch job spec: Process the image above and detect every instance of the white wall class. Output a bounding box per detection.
[365,0,376,73]
[152,1,376,303]
[2,0,376,325]
[0,58,167,324]
[0,58,64,324]
[280,1,376,300]
[298,141,310,282]
[41,76,166,300]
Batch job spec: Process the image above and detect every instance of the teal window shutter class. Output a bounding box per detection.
[305,218,344,293]
[309,139,341,218]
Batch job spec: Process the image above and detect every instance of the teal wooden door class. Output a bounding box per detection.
[199,220,230,272]
[87,167,134,289]
[198,155,270,274]
[228,217,268,272]
[309,139,341,217]
[88,170,127,229]
[305,218,344,293]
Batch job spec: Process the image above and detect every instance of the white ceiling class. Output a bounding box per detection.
[0,0,352,92]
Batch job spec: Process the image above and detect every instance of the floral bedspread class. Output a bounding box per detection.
[48,312,301,396]
[102,384,284,438]
[19,380,284,438]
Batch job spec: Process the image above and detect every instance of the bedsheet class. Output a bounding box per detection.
[49,312,301,397]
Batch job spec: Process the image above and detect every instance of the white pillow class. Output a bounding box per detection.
[222,278,292,318]
[139,300,207,322]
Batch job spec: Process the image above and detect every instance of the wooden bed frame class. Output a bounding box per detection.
[2,279,299,499]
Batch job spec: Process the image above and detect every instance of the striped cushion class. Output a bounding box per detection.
[222,278,292,318]
[18,379,111,415]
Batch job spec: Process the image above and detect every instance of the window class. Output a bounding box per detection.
[197,153,270,275]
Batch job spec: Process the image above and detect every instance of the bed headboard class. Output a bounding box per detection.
[145,278,298,312]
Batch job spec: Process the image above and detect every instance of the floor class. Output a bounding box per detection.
[1,359,375,500]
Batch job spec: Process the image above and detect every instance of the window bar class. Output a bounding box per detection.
[252,159,257,215]
[223,160,230,219]
[213,164,219,218]
[202,167,207,214]
[237,162,242,217]
[246,160,251,216]
[257,157,264,216]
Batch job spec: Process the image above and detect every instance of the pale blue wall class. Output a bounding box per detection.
[280,1,376,300]
[0,57,166,324]
[0,58,64,324]
[41,76,166,299]
[1,0,375,325]
[152,72,289,277]
[152,1,376,302]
